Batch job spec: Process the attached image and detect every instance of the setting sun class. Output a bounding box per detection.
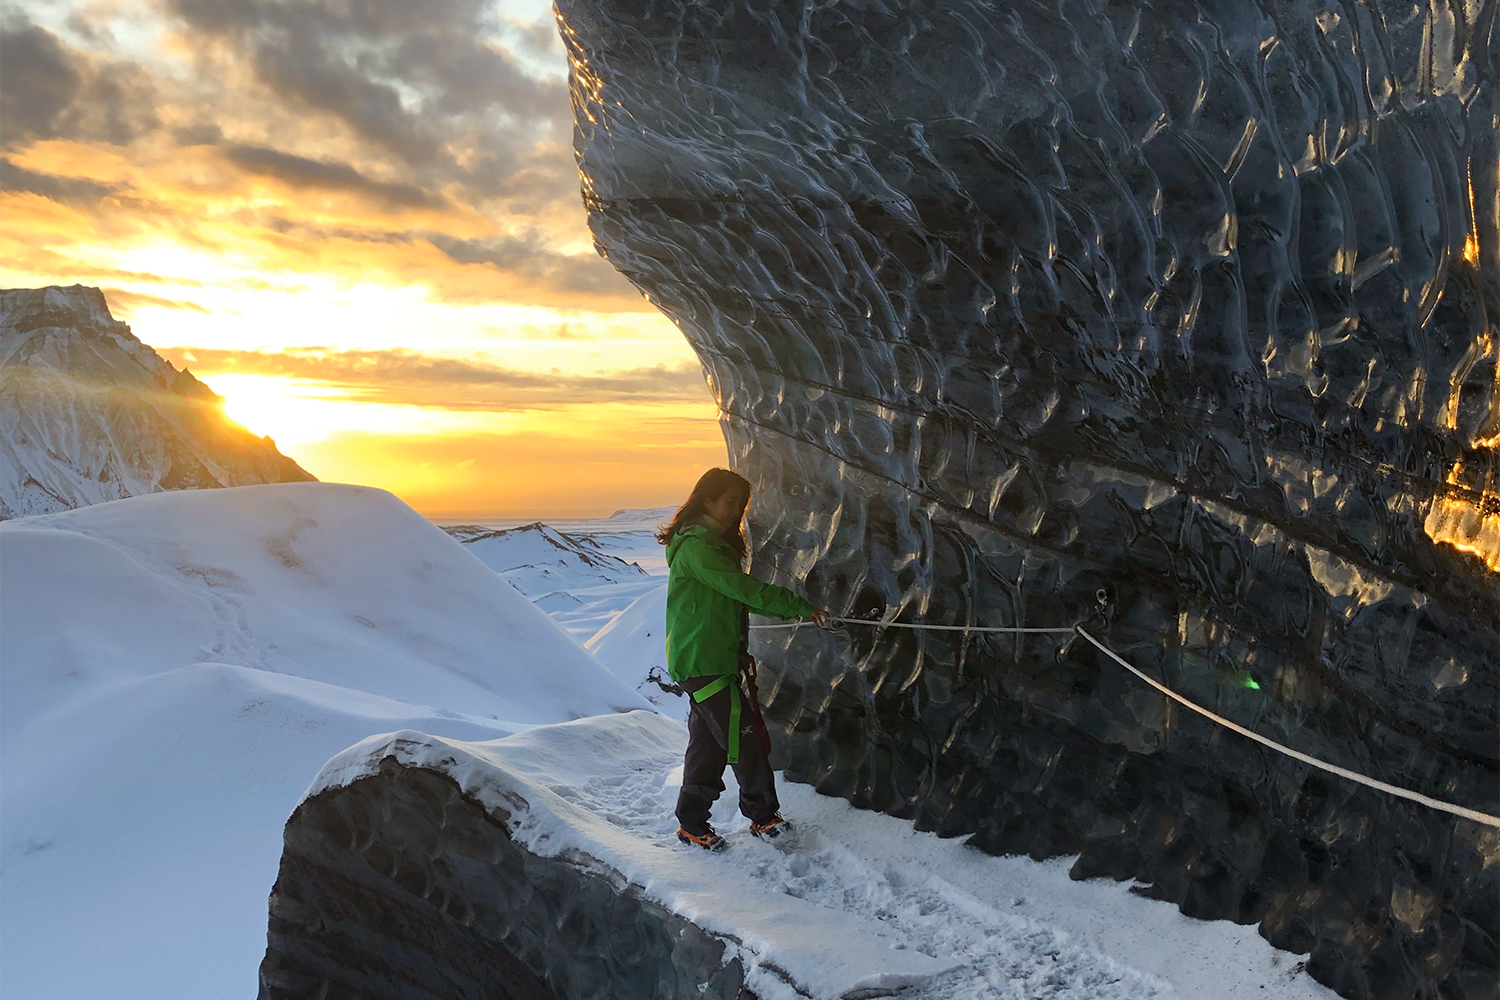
[193,365,724,516]
[205,371,531,448]
[208,374,349,447]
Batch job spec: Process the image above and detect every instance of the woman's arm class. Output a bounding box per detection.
[677,534,817,620]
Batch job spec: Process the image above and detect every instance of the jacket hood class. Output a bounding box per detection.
[665,522,721,567]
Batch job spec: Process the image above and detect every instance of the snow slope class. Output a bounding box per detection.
[0,285,313,519]
[0,483,650,1000]
[314,713,1339,1000]
[585,582,678,717]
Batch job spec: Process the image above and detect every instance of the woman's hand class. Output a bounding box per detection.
[809,608,831,627]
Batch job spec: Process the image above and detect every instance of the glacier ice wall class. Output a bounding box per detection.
[559,2,1499,997]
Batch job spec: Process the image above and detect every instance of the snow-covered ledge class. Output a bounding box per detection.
[262,710,1338,1000]
[260,712,956,1000]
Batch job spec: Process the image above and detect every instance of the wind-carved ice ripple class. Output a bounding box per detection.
[558,3,1498,998]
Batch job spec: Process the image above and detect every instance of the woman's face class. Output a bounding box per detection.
[703,487,747,529]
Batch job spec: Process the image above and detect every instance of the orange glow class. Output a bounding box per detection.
[289,400,727,518]
[1425,498,1500,572]
[1424,460,1500,573]
[0,136,655,317]
[1462,173,1480,266]
[194,369,724,515]
[1462,230,1480,266]
[206,373,531,448]
[212,374,343,446]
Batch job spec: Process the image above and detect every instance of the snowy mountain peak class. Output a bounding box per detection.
[444,521,652,596]
[0,284,111,329]
[0,285,315,519]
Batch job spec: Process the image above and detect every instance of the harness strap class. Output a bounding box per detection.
[691,673,742,764]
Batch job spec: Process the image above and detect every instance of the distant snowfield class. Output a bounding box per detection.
[0,486,1336,1000]
[443,511,680,715]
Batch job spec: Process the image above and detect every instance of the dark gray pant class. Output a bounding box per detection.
[676,676,779,834]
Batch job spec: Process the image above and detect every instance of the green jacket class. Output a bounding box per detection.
[664,523,815,683]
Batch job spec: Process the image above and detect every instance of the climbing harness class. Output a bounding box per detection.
[689,672,744,764]
[741,656,774,757]
[748,614,1500,828]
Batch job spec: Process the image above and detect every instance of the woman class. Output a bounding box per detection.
[657,468,828,850]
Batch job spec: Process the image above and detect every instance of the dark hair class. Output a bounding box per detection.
[656,467,751,558]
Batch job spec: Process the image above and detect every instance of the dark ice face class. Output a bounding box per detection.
[560,2,1498,996]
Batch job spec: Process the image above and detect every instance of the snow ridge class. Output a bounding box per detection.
[441,517,679,713]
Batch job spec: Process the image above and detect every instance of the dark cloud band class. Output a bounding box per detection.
[166,0,569,186]
[1,157,120,205]
[223,144,443,209]
[159,347,710,410]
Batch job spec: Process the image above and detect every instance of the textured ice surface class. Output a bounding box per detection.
[559,3,1498,997]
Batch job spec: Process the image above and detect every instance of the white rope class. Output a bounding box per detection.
[749,614,1500,827]
[749,616,1075,634]
[1071,627,1500,828]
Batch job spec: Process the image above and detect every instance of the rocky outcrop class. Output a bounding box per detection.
[559,2,1499,997]
[259,754,752,1000]
[0,285,314,518]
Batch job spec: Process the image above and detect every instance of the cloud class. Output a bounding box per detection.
[164,0,570,196]
[0,16,159,148]
[505,16,566,59]
[0,6,712,516]
[0,6,651,312]
[0,20,79,141]
[173,123,223,146]
[428,233,635,296]
[0,157,121,206]
[99,287,209,314]
[222,144,443,209]
[157,347,710,410]
[0,247,202,288]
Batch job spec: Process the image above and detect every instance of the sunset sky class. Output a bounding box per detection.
[1,0,726,517]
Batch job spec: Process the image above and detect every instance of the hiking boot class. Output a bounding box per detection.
[749,814,792,840]
[676,825,728,851]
